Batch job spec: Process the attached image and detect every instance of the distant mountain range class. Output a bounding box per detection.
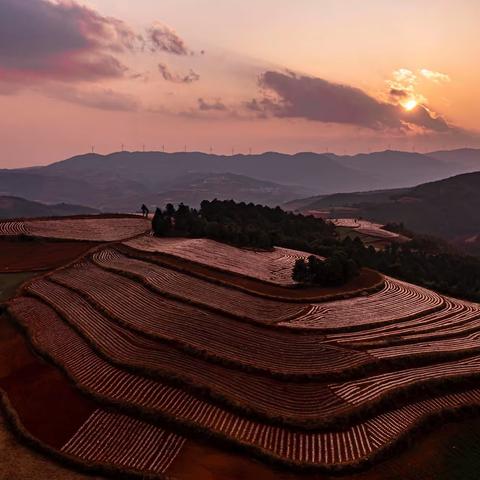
[0,196,99,220]
[288,171,480,243]
[1,148,479,211]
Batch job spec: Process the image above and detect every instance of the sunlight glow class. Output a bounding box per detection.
[403,99,418,111]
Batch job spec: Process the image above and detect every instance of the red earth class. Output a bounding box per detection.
[0,239,96,273]
[0,314,96,449]
[118,244,384,302]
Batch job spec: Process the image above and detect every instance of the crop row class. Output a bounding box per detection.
[92,248,306,324]
[280,277,444,331]
[124,236,310,285]
[327,298,474,346]
[326,299,480,362]
[25,281,350,424]
[24,279,480,428]
[62,408,185,474]
[48,264,371,378]
[369,331,480,360]
[11,295,480,469]
[24,217,150,242]
[0,221,29,236]
[331,354,480,405]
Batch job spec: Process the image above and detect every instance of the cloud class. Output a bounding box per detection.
[420,68,451,83]
[393,68,417,85]
[198,98,227,111]
[158,63,199,83]
[250,70,451,132]
[147,23,191,55]
[46,85,139,111]
[0,0,143,83]
[389,88,408,98]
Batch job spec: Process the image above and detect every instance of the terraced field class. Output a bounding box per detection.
[124,236,311,285]
[0,216,149,242]
[62,410,185,475]
[3,230,480,478]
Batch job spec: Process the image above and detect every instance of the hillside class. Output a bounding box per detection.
[4,148,478,212]
[147,172,311,208]
[284,188,409,211]
[292,171,480,242]
[0,196,99,219]
[2,215,480,478]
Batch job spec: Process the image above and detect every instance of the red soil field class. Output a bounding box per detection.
[0,239,96,273]
[61,409,186,475]
[44,266,371,378]
[11,294,480,471]
[0,216,150,242]
[0,314,95,449]
[120,241,384,301]
[124,237,311,286]
[170,418,472,480]
[3,233,480,477]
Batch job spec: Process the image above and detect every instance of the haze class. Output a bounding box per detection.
[1,0,479,168]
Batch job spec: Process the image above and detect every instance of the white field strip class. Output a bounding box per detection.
[280,277,444,330]
[331,354,480,405]
[23,217,150,241]
[62,409,185,474]
[0,221,30,236]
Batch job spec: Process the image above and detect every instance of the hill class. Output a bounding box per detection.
[4,148,478,212]
[291,171,480,242]
[146,172,311,208]
[356,172,480,240]
[332,150,456,187]
[284,188,409,211]
[0,196,99,219]
[3,215,480,477]
[428,148,480,172]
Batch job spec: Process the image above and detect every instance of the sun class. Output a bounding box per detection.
[403,99,418,111]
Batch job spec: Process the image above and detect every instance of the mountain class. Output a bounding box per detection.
[292,172,480,241]
[428,148,480,172]
[0,196,99,219]
[3,148,479,211]
[284,188,409,211]
[38,151,377,192]
[332,150,457,187]
[146,172,311,208]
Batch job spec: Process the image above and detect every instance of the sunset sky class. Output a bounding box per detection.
[1,0,479,167]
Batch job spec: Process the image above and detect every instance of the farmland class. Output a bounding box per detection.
[2,215,480,478]
[0,215,150,242]
[124,236,312,286]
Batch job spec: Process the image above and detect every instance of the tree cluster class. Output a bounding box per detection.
[293,253,359,287]
[151,199,480,300]
[152,199,337,251]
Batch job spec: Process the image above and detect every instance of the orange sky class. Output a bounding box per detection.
[1,0,479,167]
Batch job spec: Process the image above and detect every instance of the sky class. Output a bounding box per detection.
[0,0,479,167]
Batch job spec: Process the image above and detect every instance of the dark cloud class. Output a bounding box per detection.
[47,86,139,112]
[198,98,227,111]
[252,71,451,132]
[147,23,191,55]
[158,63,199,84]
[400,105,450,132]
[0,0,141,82]
[389,88,408,98]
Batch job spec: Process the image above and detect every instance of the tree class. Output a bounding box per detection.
[152,208,171,236]
[293,259,309,282]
